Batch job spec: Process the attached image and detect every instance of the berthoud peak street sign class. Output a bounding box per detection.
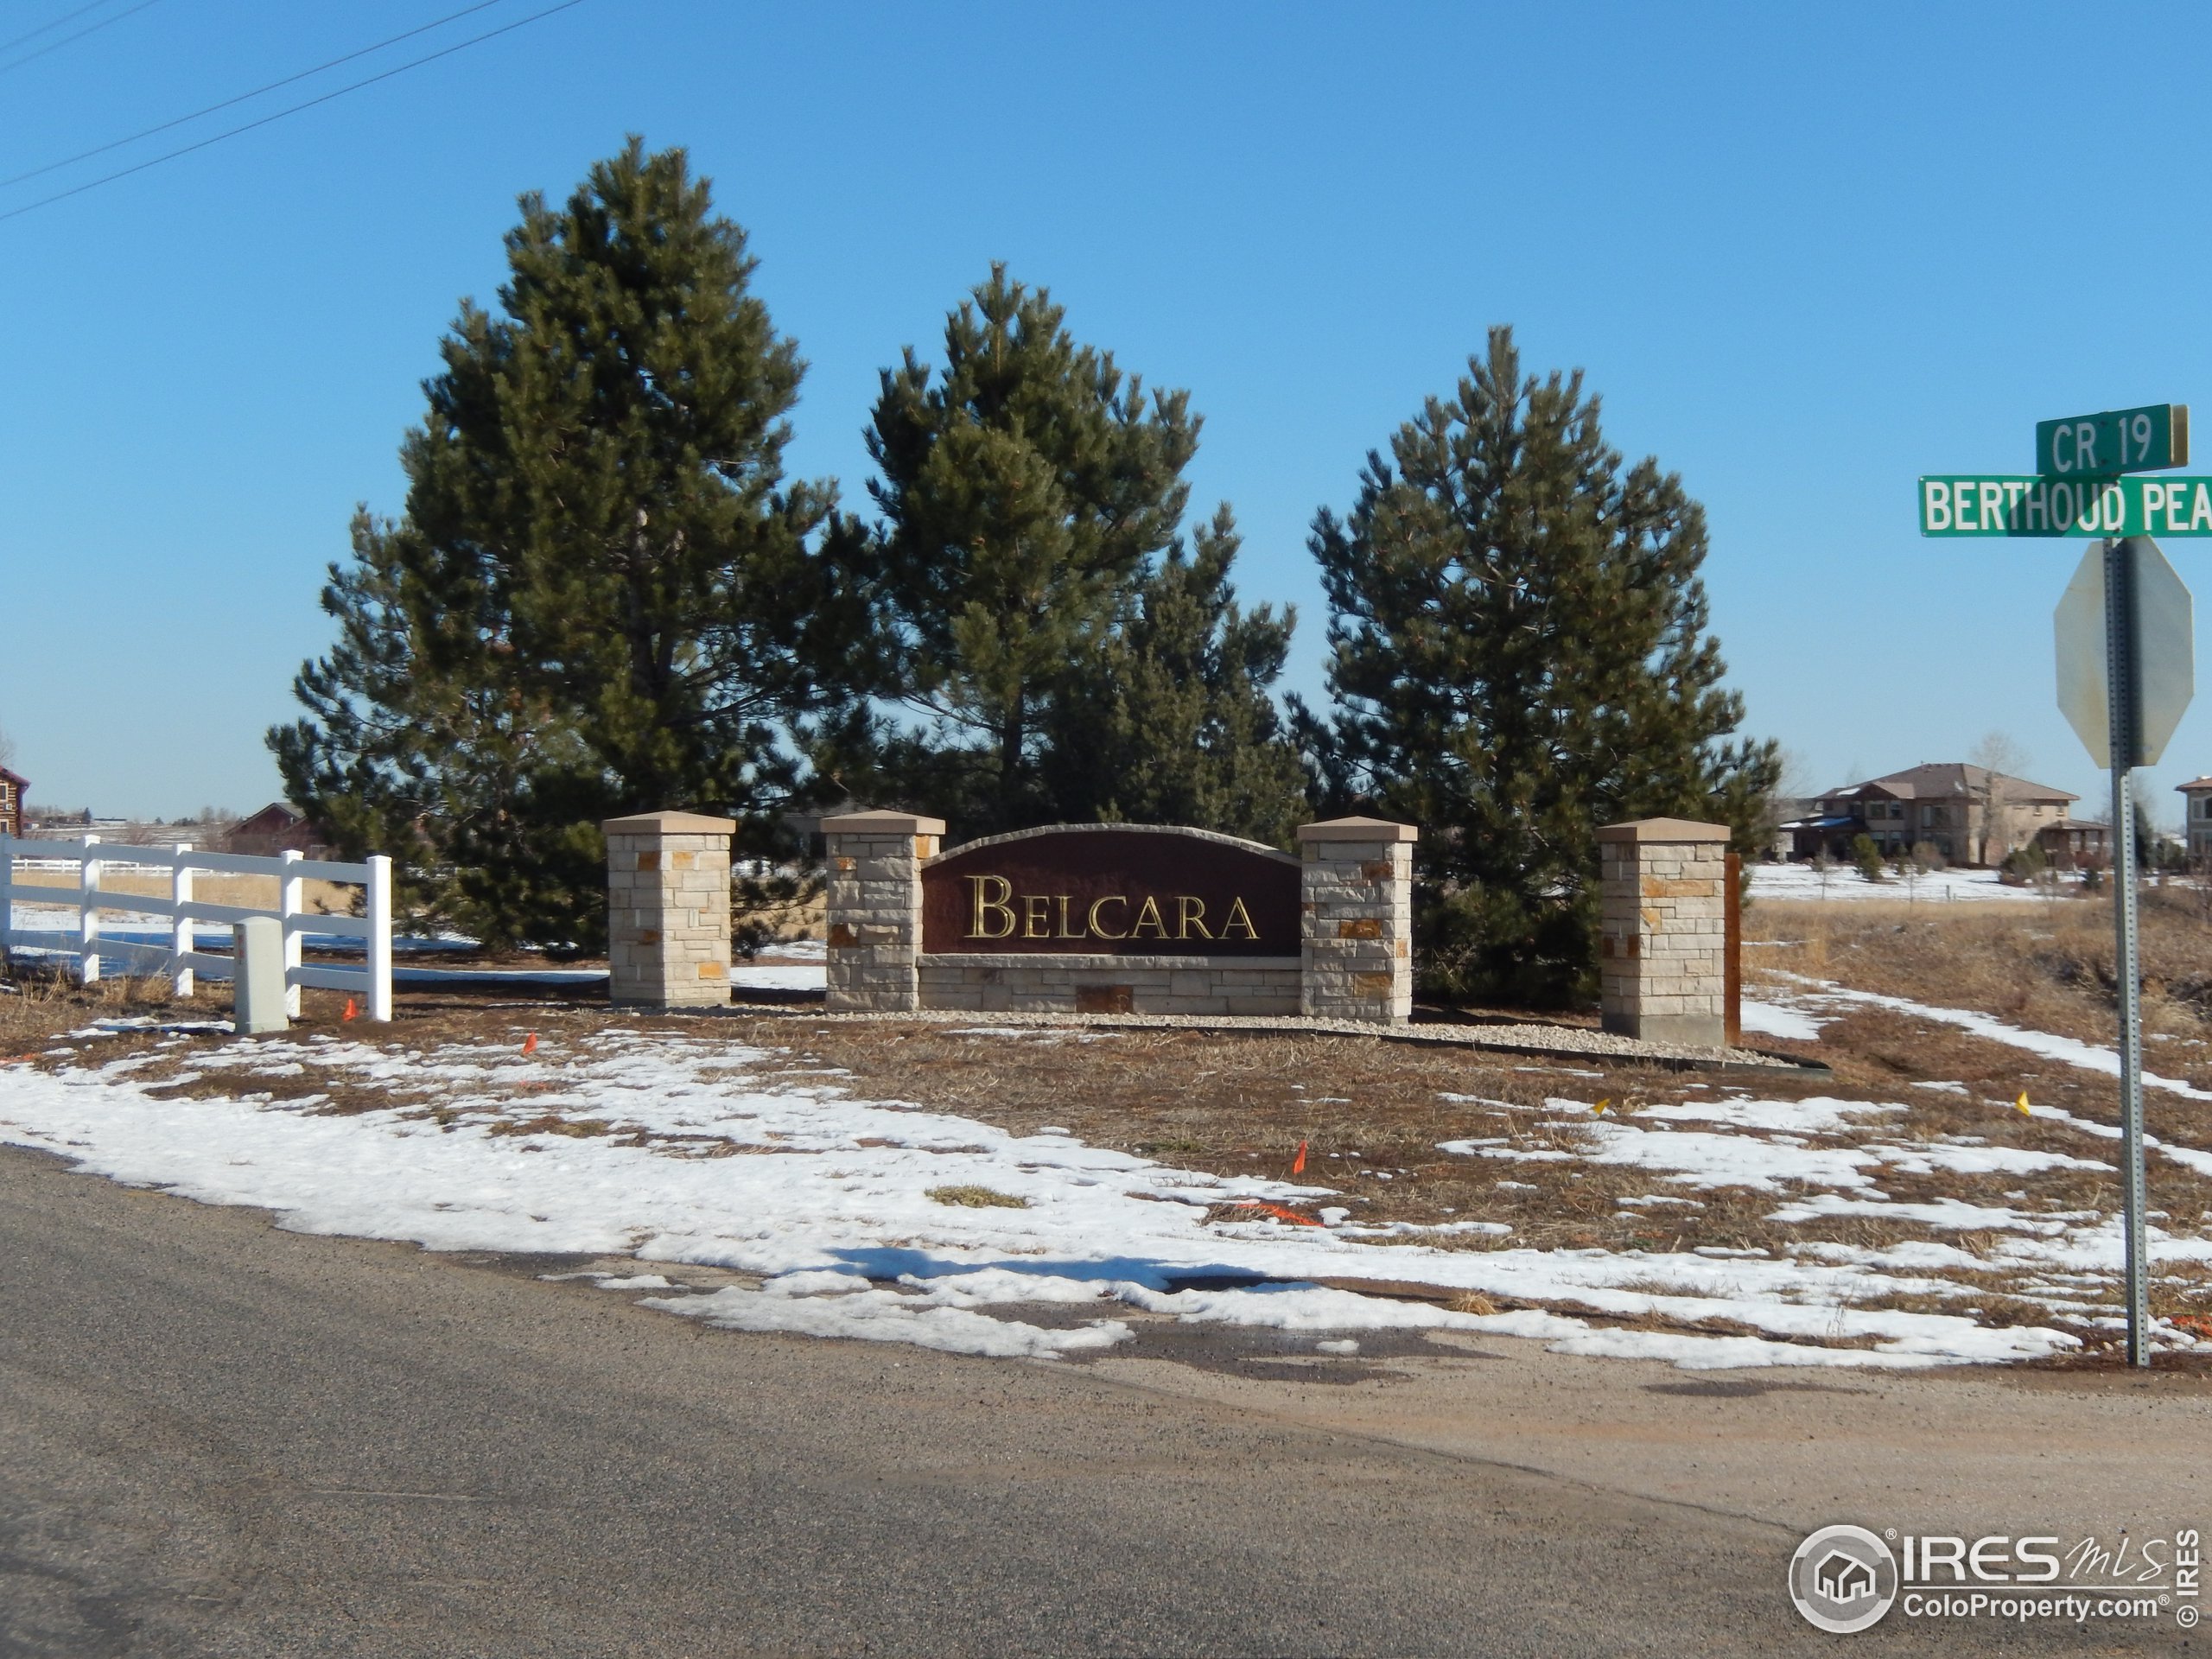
[1921,402,2204,537]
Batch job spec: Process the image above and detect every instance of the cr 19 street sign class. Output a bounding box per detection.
[2033,403,2190,476]
[1918,473,2212,537]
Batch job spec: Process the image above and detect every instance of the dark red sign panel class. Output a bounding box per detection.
[920,828,1299,957]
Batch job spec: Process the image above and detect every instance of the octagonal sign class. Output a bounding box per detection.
[2056,536,2194,768]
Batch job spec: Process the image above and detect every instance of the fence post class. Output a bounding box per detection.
[365,855,393,1021]
[279,849,303,1016]
[0,836,13,976]
[79,835,102,987]
[171,843,194,998]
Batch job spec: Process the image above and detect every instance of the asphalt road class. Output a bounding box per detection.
[0,1142,2177,1657]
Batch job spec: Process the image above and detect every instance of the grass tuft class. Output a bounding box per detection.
[489,1115,611,1139]
[927,1184,1031,1209]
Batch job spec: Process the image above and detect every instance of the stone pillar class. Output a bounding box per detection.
[1298,817,1417,1024]
[603,810,735,1010]
[823,810,944,1013]
[1598,817,1732,1046]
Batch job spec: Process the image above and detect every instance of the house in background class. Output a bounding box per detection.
[1759,797,1816,861]
[2177,777,2212,861]
[224,803,330,860]
[0,767,25,839]
[2034,818,2107,870]
[1782,764,2076,865]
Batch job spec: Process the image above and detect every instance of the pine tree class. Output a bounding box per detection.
[270,140,864,947]
[1038,507,1307,846]
[1306,327,1778,1004]
[854,266,1299,842]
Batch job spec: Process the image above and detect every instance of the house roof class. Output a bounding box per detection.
[2176,777,2212,794]
[234,802,307,832]
[0,767,26,788]
[1821,764,2075,804]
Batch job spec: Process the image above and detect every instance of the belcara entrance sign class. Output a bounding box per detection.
[1918,404,2201,1370]
[920,826,1298,956]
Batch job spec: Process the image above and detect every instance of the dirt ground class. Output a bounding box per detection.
[9,873,2212,1371]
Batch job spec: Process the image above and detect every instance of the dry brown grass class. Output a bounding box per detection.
[7,866,357,914]
[1746,883,2212,1064]
[926,1184,1032,1209]
[739,887,825,943]
[0,963,184,1054]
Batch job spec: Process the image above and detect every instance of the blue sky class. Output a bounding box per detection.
[6,1,2212,823]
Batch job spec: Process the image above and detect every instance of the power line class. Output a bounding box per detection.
[0,0,162,79]
[0,0,112,57]
[0,0,586,225]
[3,0,510,190]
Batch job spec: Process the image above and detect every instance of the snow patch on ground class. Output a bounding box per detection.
[1756,974,2212,1178]
[729,963,829,992]
[1737,998,1831,1042]
[0,1024,2125,1370]
[1747,865,2052,905]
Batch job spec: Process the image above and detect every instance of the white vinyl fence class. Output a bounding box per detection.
[0,836,392,1021]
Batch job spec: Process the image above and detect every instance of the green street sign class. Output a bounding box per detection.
[2033,404,2189,476]
[1919,473,2212,537]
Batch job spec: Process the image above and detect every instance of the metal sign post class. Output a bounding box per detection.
[2055,534,2192,1365]
[2101,538,2152,1368]
[1928,406,2197,1370]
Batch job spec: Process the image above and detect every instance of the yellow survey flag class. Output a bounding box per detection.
[1592,1098,1610,1116]
[2014,1091,2031,1116]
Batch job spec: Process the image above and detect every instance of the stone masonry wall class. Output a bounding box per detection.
[823,810,944,1013]
[1299,817,1417,1023]
[604,810,735,1010]
[820,817,1419,1023]
[1598,817,1730,1046]
[916,956,1300,1016]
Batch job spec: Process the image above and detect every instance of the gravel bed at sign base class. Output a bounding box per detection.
[780,1004,1787,1071]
